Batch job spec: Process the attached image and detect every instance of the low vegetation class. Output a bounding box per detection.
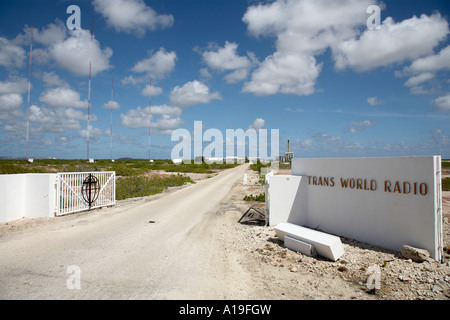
[443,177,450,191]
[442,160,449,191]
[249,160,270,173]
[0,158,239,176]
[243,193,265,202]
[116,174,194,200]
[0,158,238,200]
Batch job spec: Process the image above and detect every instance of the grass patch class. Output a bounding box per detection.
[0,159,239,176]
[0,160,49,174]
[0,159,237,200]
[116,174,194,200]
[257,175,266,185]
[443,177,450,191]
[243,193,265,202]
[249,160,270,173]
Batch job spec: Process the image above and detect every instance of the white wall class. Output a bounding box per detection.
[268,156,443,261]
[25,174,57,219]
[0,174,57,222]
[0,174,26,222]
[266,175,307,226]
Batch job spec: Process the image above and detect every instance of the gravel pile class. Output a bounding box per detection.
[235,222,450,299]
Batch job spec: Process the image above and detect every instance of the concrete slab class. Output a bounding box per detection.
[285,235,317,257]
[274,222,344,261]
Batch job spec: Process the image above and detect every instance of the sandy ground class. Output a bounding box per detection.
[223,168,450,300]
[0,165,449,300]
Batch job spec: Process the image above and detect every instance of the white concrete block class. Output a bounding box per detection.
[274,222,344,261]
[285,236,317,257]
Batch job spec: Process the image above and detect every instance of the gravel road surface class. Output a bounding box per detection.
[0,164,252,299]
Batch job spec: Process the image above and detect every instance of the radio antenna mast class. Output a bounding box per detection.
[26,26,33,160]
[86,22,93,161]
[110,77,114,161]
[148,76,152,162]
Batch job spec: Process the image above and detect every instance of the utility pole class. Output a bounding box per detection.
[110,77,114,161]
[87,22,93,161]
[148,77,152,162]
[26,26,33,160]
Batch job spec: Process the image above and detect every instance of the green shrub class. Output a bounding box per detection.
[443,177,450,191]
[257,175,266,185]
[116,174,194,200]
[243,193,265,202]
[249,160,269,173]
[0,160,50,174]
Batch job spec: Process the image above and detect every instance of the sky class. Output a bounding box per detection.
[0,0,449,160]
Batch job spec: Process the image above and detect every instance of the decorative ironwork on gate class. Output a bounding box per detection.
[56,171,115,216]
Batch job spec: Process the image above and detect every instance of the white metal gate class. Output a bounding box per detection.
[56,171,115,216]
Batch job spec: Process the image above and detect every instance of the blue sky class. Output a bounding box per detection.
[0,0,449,160]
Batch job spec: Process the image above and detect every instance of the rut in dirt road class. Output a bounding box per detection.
[0,164,253,299]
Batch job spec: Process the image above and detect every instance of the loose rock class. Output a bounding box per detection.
[401,245,430,263]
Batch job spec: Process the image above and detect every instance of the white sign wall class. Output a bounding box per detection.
[267,156,443,261]
[0,174,57,222]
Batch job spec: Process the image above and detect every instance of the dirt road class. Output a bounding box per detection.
[0,164,253,299]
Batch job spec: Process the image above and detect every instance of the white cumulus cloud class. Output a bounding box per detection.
[0,78,28,95]
[131,48,177,79]
[28,105,85,133]
[39,87,88,109]
[433,94,450,111]
[395,45,450,96]
[50,29,112,77]
[0,36,26,68]
[243,52,321,96]
[0,93,23,115]
[332,14,449,72]
[93,0,174,36]
[242,0,371,96]
[120,104,183,134]
[24,20,67,46]
[201,41,256,83]
[41,71,70,88]
[141,83,163,97]
[248,118,265,131]
[367,96,383,106]
[242,0,450,98]
[404,45,450,74]
[169,81,222,108]
[101,101,120,110]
